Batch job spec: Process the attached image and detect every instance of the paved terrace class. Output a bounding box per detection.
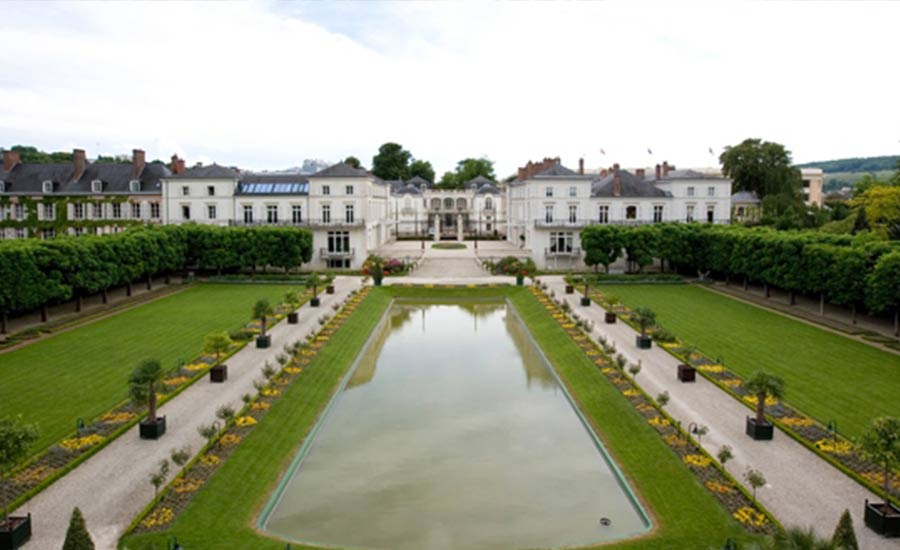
[14,277,361,550]
[542,276,891,549]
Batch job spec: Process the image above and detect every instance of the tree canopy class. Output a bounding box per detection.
[437,157,496,189]
[371,142,412,181]
[409,159,435,183]
[720,138,802,200]
[343,156,362,169]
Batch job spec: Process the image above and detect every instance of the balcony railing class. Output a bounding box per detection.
[533,218,732,228]
[534,219,589,228]
[229,220,308,227]
[320,247,355,259]
[545,247,582,258]
[308,218,365,228]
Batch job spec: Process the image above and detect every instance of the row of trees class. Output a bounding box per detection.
[362,142,495,189]
[0,225,313,331]
[581,224,900,332]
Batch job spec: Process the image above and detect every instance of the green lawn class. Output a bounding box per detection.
[0,283,299,452]
[599,284,900,439]
[122,287,756,550]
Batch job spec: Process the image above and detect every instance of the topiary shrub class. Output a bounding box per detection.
[831,509,858,550]
[62,507,95,550]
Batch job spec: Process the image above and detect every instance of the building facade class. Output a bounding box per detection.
[800,168,824,208]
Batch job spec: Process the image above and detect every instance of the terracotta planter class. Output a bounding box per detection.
[677,364,696,382]
[864,500,900,537]
[310,297,320,307]
[635,335,652,349]
[287,312,299,324]
[745,416,774,440]
[605,312,617,324]
[256,335,271,349]
[210,364,227,383]
[565,285,574,294]
[139,416,166,440]
[0,514,31,550]
[580,297,591,307]
[326,285,335,294]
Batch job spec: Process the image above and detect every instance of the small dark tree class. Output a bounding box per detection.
[62,507,95,550]
[149,459,170,497]
[203,331,232,365]
[744,468,766,503]
[632,307,656,338]
[0,416,39,525]
[717,445,733,467]
[128,359,165,424]
[831,509,859,550]
[252,299,274,338]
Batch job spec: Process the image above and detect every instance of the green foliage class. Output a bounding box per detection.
[632,306,656,335]
[744,371,785,424]
[853,186,900,239]
[831,509,858,550]
[371,142,412,181]
[0,416,39,476]
[437,157,496,189]
[343,156,361,169]
[128,359,164,422]
[866,251,900,315]
[170,445,191,468]
[743,468,766,502]
[796,155,900,175]
[720,138,802,199]
[858,416,900,495]
[768,525,836,550]
[718,445,734,467]
[203,331,232,363]
[581,225,624,272]
[409,159,435,183]
[252,299,274,336]
[5,144,73,163]
[62,506,95,550]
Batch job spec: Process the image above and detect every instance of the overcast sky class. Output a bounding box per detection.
[1,1,898,178]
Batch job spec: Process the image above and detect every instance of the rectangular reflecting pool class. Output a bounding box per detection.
[260,301,650,549]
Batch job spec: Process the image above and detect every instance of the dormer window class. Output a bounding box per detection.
[129,180,141,193]
[91,180,103,193]
[43,180,53,193]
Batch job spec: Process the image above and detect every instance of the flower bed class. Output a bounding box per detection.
[128,287,372,534]
[588,288,900,507]
[531,286,777,535]
[0,290,312,515]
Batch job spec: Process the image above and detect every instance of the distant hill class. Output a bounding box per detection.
[796,155,900,174]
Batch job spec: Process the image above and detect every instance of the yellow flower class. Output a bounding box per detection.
[300,349,317,357]
[648,416,670,428]
[59,434,105,452]
[600,367,615,374]
[664,434,687,447]
[219,433,241,446]
[815,438,852,455]
[699,364,725,373]
[235,416,257,427]
[100,411,136,424]
[623,389,639,397]
[164,376,190,387]
[683,454,712,467]
[585,349,599,356]
[13,465,55,485]
[780,416,814,428]
[742,395,779,407]
[573,334,587,341]
[141,507,174,528]
[251,401,270,411]
[284,366,302,375]
[705,481,734,494]
[733,507,768,527]
[184,362,208,372]
[862,471,900,488]
[172,477,204,493]
[660,342,680,349]
[200,454,220,466]
[636,403,655,413]
[722,379,742,388]
[261,388,280,397]
[561,323,575,329]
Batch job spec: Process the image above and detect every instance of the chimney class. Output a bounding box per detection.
[578,158,584,175]
[2,150,20,171]
[636,168,645,178]
[171,154,186,175]
[132,149,146,178]
[613,172,622,197]
[73,149,86,180]
[655,163,661,180]
[662,161,670,177]
[517,167,527,181]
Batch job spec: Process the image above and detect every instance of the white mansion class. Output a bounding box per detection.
[1,149,732,269]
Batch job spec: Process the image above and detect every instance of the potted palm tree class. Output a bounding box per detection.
[581,279,591,307]
[632,307,656,349]
[859,416,900,537]
[253,299,274,348]
[678,344,697,382]
[0,417,38,550]
[130,359,167,439]
[283,290,300,324]
[744,371,784,440]
[604,296,619,324]
[204,331,232,383]
[565,273,575,294]
[308,273,322,307]
[325,273,336,294]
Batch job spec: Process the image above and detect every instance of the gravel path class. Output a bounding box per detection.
[543,277,893,549]
[14,277,360,550]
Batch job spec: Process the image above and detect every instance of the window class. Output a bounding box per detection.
[43,180,53,193]
[549,232,573,253]
[91,180,103,193]
[92,203,103,219]
[322,185,331,196]
[207,186,215,196]
[208,204,217,220]
[485,197,493,210]
[544,205,554,223]
[131,202,141,219]
[16,228,25,239]
[686,186,695,197]
[569,186,577,197]
[322,204,331,223]
[626,206,637,220]
[43,228,55,239]
[243,205,253,224]
[129,180,140,193]
[653,205,664,223]
[42,203,55,220]
[73,203,84,220]
[181,205,191,220]
[568,204,577,223]
[545,187,553,197]
[707,186,715,197]
[182,186,190,196]
[443,198,454,209]
[345,185,354,195]
[598,205,609,224]
[150,203,160,219]
[345,204,355,224]
[73,227,84,237]
[292,205,303,224]
[707,205,715,223]
[327,231,350,253]
[403,196,412,209]
[267,205,278,224]
[686,204,695,222]
[112,203,122,219]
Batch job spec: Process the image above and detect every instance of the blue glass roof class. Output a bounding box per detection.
[238,182,309,195]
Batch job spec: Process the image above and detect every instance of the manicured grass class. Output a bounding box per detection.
[0,283,299,452]
[599,284,900,439]
[122,287,756,550]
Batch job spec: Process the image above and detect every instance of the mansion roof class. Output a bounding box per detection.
[312,162,369,178]
[0,161,170,195]
[170,164,240,179]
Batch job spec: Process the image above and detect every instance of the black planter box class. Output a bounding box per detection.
[745,416,774,440]
[210,364,227,383]
[0,514,31,550]
[326,285,335,294]
[287,312,299,324]
[310,297,320,307]
[635,335,652,349]
[139,416,166,440]
[581,297,591,307]
[516,275,524,286]
[373,278,383,287]
[865,500,900,537]
[677,364,696,382]
[605,312,617,324]
[256,335,271,349]
[565,285,574,294]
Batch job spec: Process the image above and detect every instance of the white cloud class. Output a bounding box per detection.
[1,1,898,177]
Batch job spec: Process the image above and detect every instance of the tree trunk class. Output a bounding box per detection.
[261,317,267,338]
[75,293,82,313]
[789,291,795,305]
[851,305,857,325]
[894,308,898,337]
[146,275,152,291]
[1,311,7,334]
[764,283,770,298]
[743,277,748,291]
[126,282,133,297]
[101,289,108,304]
[724,274,730,286]
[41,304,49,323]
[819,293,825,316]
[756,394,766,424]
[148,383,157,423]
[164,272,171,285]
